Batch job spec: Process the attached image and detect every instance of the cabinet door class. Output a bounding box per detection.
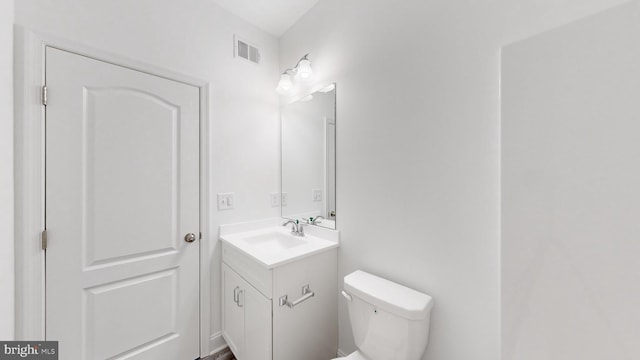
[222,263,245,359]
[244,283,272,360]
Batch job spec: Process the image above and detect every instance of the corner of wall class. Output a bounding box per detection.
[0,0,15,341]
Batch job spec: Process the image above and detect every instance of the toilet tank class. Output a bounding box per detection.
[343,271,434,360]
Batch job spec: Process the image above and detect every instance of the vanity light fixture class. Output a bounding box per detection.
[276,73,294,94]
[276,53,313,95]
[295,56,313,80]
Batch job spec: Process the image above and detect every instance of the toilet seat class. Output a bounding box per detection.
[331,350,368,360]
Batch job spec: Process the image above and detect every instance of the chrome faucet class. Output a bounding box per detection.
[310,216,324,225]
[282,219,305,236]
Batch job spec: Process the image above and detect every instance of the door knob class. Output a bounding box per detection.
[184,233,197,243]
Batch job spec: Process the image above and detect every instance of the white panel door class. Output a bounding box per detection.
[45,47,200,360]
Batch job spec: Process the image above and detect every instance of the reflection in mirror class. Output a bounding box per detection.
[281,84,336,229]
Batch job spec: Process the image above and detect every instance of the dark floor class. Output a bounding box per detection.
[201,347,235,360]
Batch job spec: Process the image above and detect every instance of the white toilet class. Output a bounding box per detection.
[333,270,434,360]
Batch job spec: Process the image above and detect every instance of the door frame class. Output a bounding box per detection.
[14,26,213,357]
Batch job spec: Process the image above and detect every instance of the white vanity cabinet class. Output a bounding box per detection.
[221,239,338,360]
[222,263,272,360]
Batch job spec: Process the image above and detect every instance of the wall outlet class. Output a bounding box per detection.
[281,193,288,206]
[217,193,235,210]
[312,189,323,201]
[270,192,281,207]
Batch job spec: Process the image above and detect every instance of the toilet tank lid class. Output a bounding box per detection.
[344,270,434,321]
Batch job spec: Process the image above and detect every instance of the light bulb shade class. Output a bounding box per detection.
[276,74,293,95]
[295,59,313,80]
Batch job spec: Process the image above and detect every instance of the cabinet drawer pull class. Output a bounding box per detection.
[233,286,240,305]
[279,285,315,309]
[237,290,244,308]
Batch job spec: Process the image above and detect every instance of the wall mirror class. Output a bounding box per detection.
[281,84,336,229]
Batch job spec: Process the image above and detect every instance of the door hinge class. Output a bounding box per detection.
[199,232,202,240]
[41,229,48,250]
[41,85,47,106]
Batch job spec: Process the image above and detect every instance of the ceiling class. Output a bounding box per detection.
[211,0,320,37]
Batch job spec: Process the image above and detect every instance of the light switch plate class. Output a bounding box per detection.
[312,189,323,201]
[217,193,235,210]
[270,192,281,207]
[281,193,288,206]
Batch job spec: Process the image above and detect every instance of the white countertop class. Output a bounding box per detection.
[220,218,339,269]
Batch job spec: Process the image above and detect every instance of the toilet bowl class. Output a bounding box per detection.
[332,270,434,360]
[331,351,367,360]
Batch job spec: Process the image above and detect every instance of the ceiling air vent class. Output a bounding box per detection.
[235,35,261,64]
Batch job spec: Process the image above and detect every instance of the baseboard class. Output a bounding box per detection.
[211,331,344,359]
[209,332,228,355]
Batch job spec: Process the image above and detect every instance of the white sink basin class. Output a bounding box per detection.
[221,226,338,268]
[241,231,307,251]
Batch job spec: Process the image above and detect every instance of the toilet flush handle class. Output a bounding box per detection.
[341,290,353,302]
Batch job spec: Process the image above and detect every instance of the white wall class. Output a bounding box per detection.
[0,0,14,341]
[502,2,640,359]
[279,0,628,358]
[14,0,280,352]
